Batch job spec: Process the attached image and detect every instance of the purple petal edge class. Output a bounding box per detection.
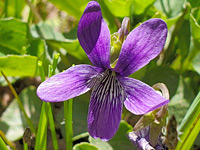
[114,18,168,77]
[118,76,169,115]
[77,1,111,69]
[37,65,103,102]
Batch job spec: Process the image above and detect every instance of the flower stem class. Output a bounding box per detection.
[23,142,28,150]
[37,55,59,150]
[38,61,45,82]
[47,102,58,150]
[35,102,48,150]
[52,53,60,76]
[0,136,8,150]
[72,132,89,142]
[47,54,60,150]
[1,71,36,134]
[64,99,73,150]
[0,130,16,150]
[35,61,48,150]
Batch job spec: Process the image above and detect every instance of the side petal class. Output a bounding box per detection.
[77,1,111,69]
[114,19,168,76]
[118,76,169,115]
[37,65,103,102]
[88,70,125,141]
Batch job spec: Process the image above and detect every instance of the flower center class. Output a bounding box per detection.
[88,70,125,104]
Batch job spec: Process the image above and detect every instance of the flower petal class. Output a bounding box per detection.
[118,76,169,115]
[77,1,110,69]
[88,70,125,140]
[37,65,103,102]
[114,19,168,76]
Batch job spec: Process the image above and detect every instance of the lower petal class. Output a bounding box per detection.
[37,65,103,102]
[118,76,169,115]
[88,70,125,141]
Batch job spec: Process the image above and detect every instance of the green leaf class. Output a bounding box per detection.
[165,15,182,28]
[177,19,191,63]
[0,86,42,141]
[133,0,157,15]
[194,133,200,147]
[89,138,113,150]
[73,142,98,150]
[104,0,156,17]
[72,94,89,136]
[0,1,3,18]
[142,66,195,124]
[56,93,90,138]
[47,0,89,19]
[108,121,135,149]
[182,8,200,73]
[168,77,195,124]
[142,66,179,97]
[190,8,200,40]
[27,39,46,57]
[154,0,186,18]
[27,39,51,75]
[0,19,28,55]
[175,91,200,150]
[31,22,65,40]
[192,52,200,75]
[0,55,38,77]
[31,22,89,65]
[104,0,132,17]
[188,0,200,8]
[89,121,136,150]
[4,0,25,18]
[47,40,88,62]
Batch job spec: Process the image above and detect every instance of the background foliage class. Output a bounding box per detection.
[0,0,200,149]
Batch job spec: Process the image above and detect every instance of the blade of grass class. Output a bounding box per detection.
[47,102,58,150]
[0,136,8,150]
[35,61,48,150]
[38,61,45,81]
[1,71,36,134]
[23,142,28,150]
[34,102,48,150]
[175,91,200,150]
[51,53,60,76]
[4,0,8,17]
[36,53,60,150]
[46,54,60,150]
[0,130,16,150]
[64,99,73,150]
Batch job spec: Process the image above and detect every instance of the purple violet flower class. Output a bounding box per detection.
[128,126,167,150]
[37,1,169,141]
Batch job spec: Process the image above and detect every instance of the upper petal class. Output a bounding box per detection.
[88,70,125,141]
[118,76,169,115]
[114,19,168,76]
[37,65,103,102]
[77,1,110,69]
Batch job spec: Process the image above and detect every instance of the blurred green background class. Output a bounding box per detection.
[0,0,200,149]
